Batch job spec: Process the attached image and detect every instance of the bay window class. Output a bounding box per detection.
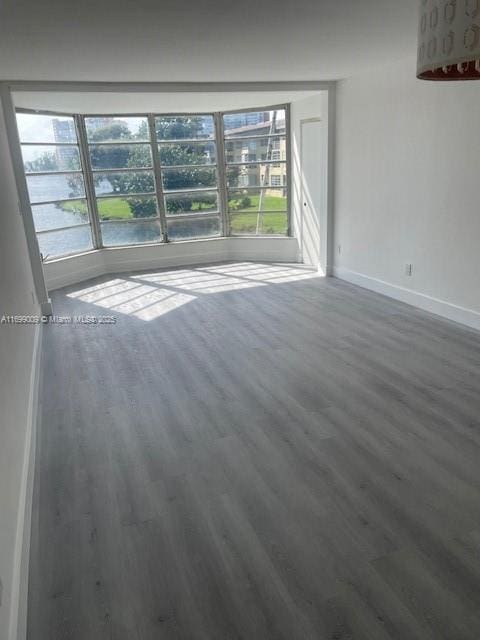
[16,105,290,260]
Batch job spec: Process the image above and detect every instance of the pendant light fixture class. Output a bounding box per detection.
[417,0,480,80]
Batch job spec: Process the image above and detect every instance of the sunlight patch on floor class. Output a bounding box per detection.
[66,263,319,320]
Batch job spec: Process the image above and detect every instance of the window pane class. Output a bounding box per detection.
[38,225,92,259]
[89,144,152,170]
[27,173,85,203]
[101,220,162,246]
[156,116,214,140]
[224,137,286,163]
[162,167,217,192]
[21,145,81,172]
[158,141,216,166]
[230,212,288,236]
[85,117,149,142]
[94,171,155,197]
[167,217,221,241]
[164,191,218,216]
[32,200,89,232]
[227,188,287,213]
[16,114,77,143]
[96,196,158,221]
[227,163,287,189]
[223,110,286,137]
[97,197,158,220]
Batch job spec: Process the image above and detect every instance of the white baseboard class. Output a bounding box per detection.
[8,324,42,640]
[333,267,480,332]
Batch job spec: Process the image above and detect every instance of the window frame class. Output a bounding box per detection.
[155,112,222,242]
[221,104,291,238]
[81,114,164,247]
[18,113,94,259]
[16,103,291,259]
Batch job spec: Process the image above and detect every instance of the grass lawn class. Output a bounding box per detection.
[230,211,287,235]
[228,194,287,234]
[60,200,88,215]
[61,198,133,220]
[228,194,286,213]
[97,198,133,219]
[60,195,287,233]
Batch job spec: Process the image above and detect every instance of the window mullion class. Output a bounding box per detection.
[148,114,168,243]
[75,115,103,249]
[214,112,229,237]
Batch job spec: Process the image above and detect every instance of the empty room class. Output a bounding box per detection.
[1,1,480,639]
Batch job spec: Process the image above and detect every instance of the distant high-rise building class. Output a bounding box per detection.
[52,119,78,170]
[52,118,76,143]
[52,117,116,171]
[223,111,270,132]
[85,117,115,133]
[201,117,215,137]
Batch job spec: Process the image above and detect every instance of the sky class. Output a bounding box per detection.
[16,113,146,161]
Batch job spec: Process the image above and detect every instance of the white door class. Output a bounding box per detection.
[300,118,324,271]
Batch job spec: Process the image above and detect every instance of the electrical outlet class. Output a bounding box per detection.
[405,263,413,276]
[338,244,342,254]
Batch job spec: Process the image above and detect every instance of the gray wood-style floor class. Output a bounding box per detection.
[29,262,480,640]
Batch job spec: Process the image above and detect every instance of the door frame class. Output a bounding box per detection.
[300,116,327,273]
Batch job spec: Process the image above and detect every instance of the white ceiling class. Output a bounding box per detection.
[13,90,324,114]
[0,0,418,83]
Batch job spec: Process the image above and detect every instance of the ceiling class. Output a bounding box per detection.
[0,0,418,83]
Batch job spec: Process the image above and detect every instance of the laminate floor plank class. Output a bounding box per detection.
[28,262,480,640]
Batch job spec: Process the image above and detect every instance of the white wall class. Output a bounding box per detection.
[291,93,330,272]
[43,236,300,290]
[0,101,40,639]
[334,57,480,329]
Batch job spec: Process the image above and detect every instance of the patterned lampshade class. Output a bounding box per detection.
[417,0,480,80]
